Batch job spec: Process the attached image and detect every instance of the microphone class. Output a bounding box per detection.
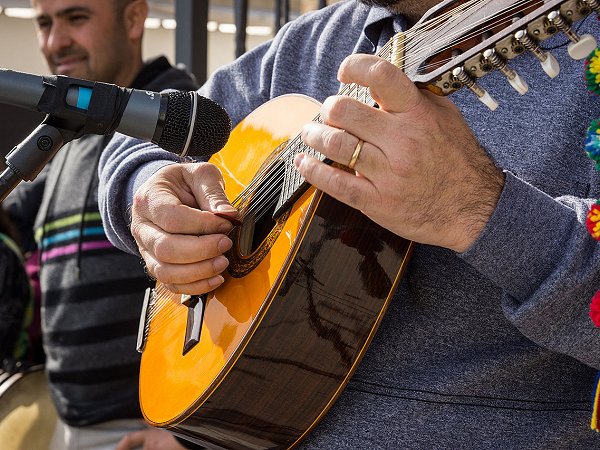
[0,68,231,157]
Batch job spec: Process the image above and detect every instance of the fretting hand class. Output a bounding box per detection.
[295,54,505,253]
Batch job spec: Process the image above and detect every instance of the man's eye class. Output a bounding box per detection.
[37,20,51,30]
[68,15,88,24]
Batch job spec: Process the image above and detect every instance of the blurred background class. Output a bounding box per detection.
[0,0,332,160]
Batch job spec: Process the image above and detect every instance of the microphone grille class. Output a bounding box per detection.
[190,94,232,157]
[156,91,231,157]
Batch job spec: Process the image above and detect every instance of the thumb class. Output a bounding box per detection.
[183,162,238,217]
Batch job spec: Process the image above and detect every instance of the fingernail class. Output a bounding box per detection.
[208,275,224,287]
[294,153,305,169]
[218,222,233,233]
[213,255,229,272]
[218,236,233,253]
[216,203,236,212]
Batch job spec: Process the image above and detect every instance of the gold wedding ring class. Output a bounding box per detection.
[348,139,364,170]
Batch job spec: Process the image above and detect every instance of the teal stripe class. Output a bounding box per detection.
[76,86,92,110]
[42,227,106,247]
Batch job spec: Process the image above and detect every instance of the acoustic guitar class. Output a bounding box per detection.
[136,1,599,448]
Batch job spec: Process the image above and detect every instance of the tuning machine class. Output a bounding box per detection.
[514,29,561,78]
[482,49,529,95]
[451,66,498,111]
[547,10,597,60]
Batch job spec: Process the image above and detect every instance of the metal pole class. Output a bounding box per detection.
[235,0,248,58]
[175,0,209,84]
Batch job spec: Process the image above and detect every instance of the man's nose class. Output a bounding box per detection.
[46,23,72,54]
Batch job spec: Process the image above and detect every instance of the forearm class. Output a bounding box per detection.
[461,171,600,367]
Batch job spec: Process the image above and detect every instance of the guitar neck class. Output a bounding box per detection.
[272,0,599,218]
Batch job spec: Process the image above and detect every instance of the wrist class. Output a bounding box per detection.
[451,156,505,253]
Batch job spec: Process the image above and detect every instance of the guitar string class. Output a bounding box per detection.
[144,0,545,328]
[143,0,560,332]
[230,0,541,224]
[232,0,540,218]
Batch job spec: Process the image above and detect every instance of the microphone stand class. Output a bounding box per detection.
[0,115,77,203]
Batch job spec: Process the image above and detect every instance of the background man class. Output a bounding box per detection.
[5,0,198,448]
[99,0,600,448]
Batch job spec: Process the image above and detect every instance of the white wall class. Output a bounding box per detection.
[0,14,270,78]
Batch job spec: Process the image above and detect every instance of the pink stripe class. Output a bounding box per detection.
[42,241,114,262]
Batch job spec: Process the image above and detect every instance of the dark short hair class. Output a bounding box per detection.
[112,0,133,15]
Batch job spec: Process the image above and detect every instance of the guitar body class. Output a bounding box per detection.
[137,0,600,447]
[139,94,413,449]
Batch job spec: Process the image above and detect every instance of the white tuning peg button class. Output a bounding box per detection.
[482,49,529,95]
[515,30,561,78]
[540,51,560,78]
[507,74,529,95]
[568,34,597,60]
[452,66,499,111]
[477,92,499,111]
[547,11,598,60]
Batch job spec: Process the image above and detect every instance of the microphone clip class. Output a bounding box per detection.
[37,75,130,138]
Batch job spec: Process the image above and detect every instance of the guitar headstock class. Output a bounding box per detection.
[389,0,600,109]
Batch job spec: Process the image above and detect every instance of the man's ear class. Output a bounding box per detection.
[124,0,148,41]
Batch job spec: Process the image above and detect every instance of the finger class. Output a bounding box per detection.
[318,94,406,157]
[142,250,230,285]
[132,195,234,237]
[294,153,375,213]
[337,54,423,114]
[115,431,145,450]
[132,219,233,264]
[180,163,238,215]
[301,122,384,174]
[163,274,226,296]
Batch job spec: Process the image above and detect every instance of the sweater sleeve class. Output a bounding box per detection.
[460,171,600,367]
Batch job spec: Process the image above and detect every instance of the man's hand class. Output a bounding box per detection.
[116,427,188,450]
[131,162,237,294]
[295,54,505,253]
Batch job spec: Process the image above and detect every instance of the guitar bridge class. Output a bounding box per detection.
[182,293,207,356]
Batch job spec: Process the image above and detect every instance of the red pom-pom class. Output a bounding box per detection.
[587,203,600,240]
[590,291,600,327]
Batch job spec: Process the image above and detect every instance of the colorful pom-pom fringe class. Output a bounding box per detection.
[586,48,600,96]
[585,120,600,169]
[586,202,600,240]
[584,47,600,431]
[590,291,600,327]
[592,373,600,431]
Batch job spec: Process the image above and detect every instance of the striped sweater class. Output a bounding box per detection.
[6,56,198,425]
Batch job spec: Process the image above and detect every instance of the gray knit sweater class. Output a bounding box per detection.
[99,2,600,448]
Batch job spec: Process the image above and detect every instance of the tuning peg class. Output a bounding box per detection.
[547,11,597,60]
[514,30,560,78]
[451,67,499,110]
[582,0,600,15]
[483,49,528,95]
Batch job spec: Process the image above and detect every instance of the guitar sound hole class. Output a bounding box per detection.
[238,201,278,257]
[227,192,289,279]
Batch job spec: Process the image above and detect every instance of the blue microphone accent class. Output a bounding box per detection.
[76,86,92,110]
